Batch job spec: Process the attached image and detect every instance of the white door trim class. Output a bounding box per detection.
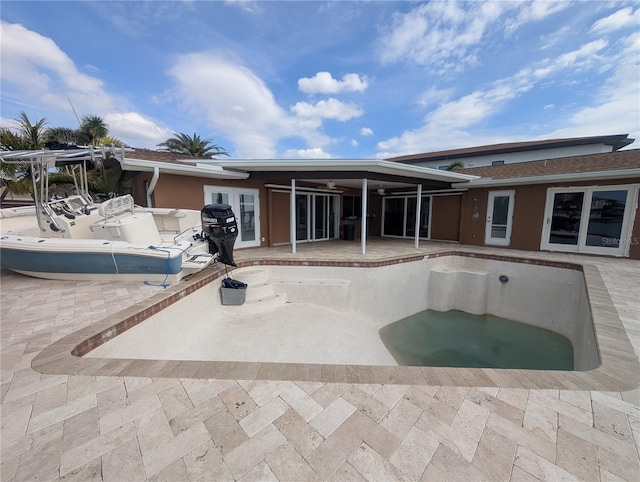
[485,190,515,246]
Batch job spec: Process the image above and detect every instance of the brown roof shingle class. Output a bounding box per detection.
[457,149,640,179]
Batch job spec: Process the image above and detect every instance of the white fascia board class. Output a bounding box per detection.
[451,168,640,188]
[193,158,478,183]
[123,158,249,179]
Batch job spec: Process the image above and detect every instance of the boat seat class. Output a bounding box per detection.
[98,194,135,219]
[90,195,162,245]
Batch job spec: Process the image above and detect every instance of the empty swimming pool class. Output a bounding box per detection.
[86,253,600,371]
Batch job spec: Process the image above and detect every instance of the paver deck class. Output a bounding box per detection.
[1,239,639,481]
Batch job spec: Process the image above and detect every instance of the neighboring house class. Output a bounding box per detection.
[118,135,640,259]
[389,134,634,170]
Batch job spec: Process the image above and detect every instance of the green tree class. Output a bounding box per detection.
[0,128,27,150]
[157,132,230,158]
[446,160,465,170]
[45,127,81,146]
[99,135,126,147]
[14,111,48,149]
[79,115,108,145]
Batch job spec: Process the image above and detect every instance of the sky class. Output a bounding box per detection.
[1,1,638,159]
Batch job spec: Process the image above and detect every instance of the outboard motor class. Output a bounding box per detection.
[201,204,238,266]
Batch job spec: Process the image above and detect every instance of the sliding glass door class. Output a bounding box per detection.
[541,185,636,256]
[382,196,431,239]
[295,193,338,242]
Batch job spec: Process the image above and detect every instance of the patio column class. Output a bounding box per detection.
[290,178,296,254]
[414,183,422,249]
[361,177,368,255]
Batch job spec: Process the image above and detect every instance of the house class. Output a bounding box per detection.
[389,134,634,170]
[118,135,640,259]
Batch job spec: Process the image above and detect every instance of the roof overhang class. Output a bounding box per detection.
[122,157,249,180]
[452,168,640,188]
[190,159,478,185]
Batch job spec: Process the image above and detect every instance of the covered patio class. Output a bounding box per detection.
[192,158,478,254]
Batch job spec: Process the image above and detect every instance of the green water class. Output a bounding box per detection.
[379,310,574,370]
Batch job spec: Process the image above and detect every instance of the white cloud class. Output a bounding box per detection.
[168,52,335,157]
[0,22,113,115]
[104,112,174,148]
[415,86,456,108]
[360,127,373,136]
[283,147,332,159]
[351,139,358,147]
[505,0,571,34]
[376,36,621,155]
[378,1,515,72]
[298,72,368,94]
[545,33,640,146]
[0,22,175,149]
[591,7,639,34]
[290,98,363,121]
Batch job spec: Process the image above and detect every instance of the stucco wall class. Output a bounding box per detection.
[431,194,462,241]
[459,178,640,259]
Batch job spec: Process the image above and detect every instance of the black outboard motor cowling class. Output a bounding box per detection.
[201,204,238,266]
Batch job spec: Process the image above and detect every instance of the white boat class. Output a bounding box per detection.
[0,147,216,283]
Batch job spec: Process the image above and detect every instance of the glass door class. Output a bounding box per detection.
[382,196,431,238]
[485,190,515,246]
[314,195,329,240]
[204,186,261,248]
[237,190,258,247]
[383,197,405,237]
[541,186,636,256]
[296,194,309,241]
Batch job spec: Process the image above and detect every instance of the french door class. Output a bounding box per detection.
[485,190,515,246]
[203,187,260,248]
[541,185,637,256]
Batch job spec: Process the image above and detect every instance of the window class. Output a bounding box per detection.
[491,160,505,166]
[342,195,361,218]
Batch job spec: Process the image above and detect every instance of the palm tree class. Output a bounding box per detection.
[0,128,27,150]
[98,136,126,147]
[44,127,81,147]
[79,115,108,145]
[14,112,48,149]
[157,132,230,158]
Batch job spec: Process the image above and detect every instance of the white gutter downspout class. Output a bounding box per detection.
[146,166,159,208]
[361,178,368,255]
[414,183,422,249]
[290,178,297,254]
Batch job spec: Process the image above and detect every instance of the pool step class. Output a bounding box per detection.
[222,267,286,311]
[232,267,269,285]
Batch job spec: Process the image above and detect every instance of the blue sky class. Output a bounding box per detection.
[1,1,638,158]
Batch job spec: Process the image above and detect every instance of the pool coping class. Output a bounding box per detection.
[32,249,640,390]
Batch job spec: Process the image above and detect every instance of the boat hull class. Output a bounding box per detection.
[0,234,209,282]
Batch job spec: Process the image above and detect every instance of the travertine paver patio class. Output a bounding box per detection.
[1,240,639,481]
